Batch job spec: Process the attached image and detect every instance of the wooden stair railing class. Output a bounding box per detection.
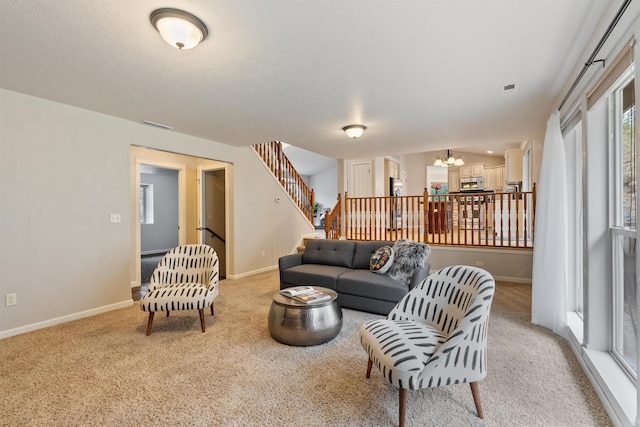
[253,141,314,223]
[324,194,341,239]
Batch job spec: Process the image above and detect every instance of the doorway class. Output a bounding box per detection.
[200,168,227,278]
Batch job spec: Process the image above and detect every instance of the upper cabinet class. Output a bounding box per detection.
[386,159,400,179]
[504,149,523,183]
[459,163,484,178]
[471,164,484,177]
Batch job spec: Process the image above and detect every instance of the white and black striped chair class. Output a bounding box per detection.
[359,265,495,427]
[139,244,219,336]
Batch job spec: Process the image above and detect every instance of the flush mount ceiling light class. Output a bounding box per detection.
[150,8,208,50]
[342,124,366,139]
[433,149,464,167]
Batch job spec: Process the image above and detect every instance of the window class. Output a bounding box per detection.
[563,117,584,316]
[140,183,154,224]
[610,76,637,378]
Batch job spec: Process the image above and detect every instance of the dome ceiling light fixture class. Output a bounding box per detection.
[342,124,367,139]
[150,8,208,50]
[433,149,464,167]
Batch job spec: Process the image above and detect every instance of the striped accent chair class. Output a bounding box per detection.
[139,244,219,336]
[359,265,495,427]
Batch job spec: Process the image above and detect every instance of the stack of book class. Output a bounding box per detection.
[279,286,331,304]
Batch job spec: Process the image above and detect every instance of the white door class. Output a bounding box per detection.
[351,162,372,197]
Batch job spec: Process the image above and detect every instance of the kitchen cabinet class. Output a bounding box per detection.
[505,149,523,183]
[472,164,484,177]
[494,166,504,191]
[386,160,400,179]
[448,170,460,192]
[484,165,505,191]
[460,164,484,178]
[484,168,495,190]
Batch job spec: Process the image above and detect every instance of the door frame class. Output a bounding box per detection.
[133,159,187,287]
[197,162,230,278]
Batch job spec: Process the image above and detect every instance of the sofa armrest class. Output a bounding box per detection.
[408,263,431,290]
[278,253,303,288]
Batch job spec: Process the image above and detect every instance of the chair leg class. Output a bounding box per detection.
[199,309,206,332]
[166,310,170,317]
[470,381,484,419]
[146,312,155,336]
[366,358,373,378]
[210,304,214,316]
[399,388,407,427]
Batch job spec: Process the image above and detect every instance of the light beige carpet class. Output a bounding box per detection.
[1,270,612,426]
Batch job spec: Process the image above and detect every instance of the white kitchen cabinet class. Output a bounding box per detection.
[505,149,523,183]
[494,165,505,191]
[471,164,484,177]
[484,167,495,190]
[460,164,484,178]
[448,170,460,192]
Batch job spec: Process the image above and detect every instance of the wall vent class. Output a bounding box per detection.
[142,120,173,130]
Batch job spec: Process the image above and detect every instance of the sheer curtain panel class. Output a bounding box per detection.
[532,112,568,335]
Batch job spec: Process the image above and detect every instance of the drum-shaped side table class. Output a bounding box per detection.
[268,287,343,346]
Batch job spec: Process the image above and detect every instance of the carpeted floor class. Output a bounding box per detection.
[0,270,612,426]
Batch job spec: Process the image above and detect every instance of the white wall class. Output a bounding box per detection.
[309,165,338,211]
[0,88,312,337]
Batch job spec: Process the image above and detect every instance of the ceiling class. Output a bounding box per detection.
[0,1,612,165]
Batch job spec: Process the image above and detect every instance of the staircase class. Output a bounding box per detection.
[252,141,314,223]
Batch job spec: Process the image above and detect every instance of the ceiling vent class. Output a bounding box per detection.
[501,83,517,96]
[142,120,173,130]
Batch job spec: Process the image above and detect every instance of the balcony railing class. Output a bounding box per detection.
[342,187,535,248]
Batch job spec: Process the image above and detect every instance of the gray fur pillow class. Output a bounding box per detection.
[385,239,431,286]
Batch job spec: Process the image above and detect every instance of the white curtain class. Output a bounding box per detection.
[531,111,568,335]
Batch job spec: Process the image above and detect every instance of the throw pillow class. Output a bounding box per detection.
[369,246,395,274]
[386,239,431,286]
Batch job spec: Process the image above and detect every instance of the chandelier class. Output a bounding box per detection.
[433,149,464,167]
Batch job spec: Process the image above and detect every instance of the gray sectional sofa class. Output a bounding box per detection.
[278,239,431,315]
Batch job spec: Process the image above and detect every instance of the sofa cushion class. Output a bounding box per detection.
[337,270,408,302]
[386,239,431,286]
[302,239,357,268]
[352,240,394,269]
[369,246,394,274]
[280,264,351,290]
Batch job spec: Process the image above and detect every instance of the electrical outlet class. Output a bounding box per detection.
[475,261,484,267]
[110,213,121,223]
[6,293,17,306]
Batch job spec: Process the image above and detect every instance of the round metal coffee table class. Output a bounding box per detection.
[268,287,342,346]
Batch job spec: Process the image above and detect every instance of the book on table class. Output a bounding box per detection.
[279,286,331,304]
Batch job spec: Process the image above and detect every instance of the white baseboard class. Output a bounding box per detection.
[226,264,278,280]
[0,299,134,339]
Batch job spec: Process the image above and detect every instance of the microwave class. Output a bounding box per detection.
[460,177,484,192]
